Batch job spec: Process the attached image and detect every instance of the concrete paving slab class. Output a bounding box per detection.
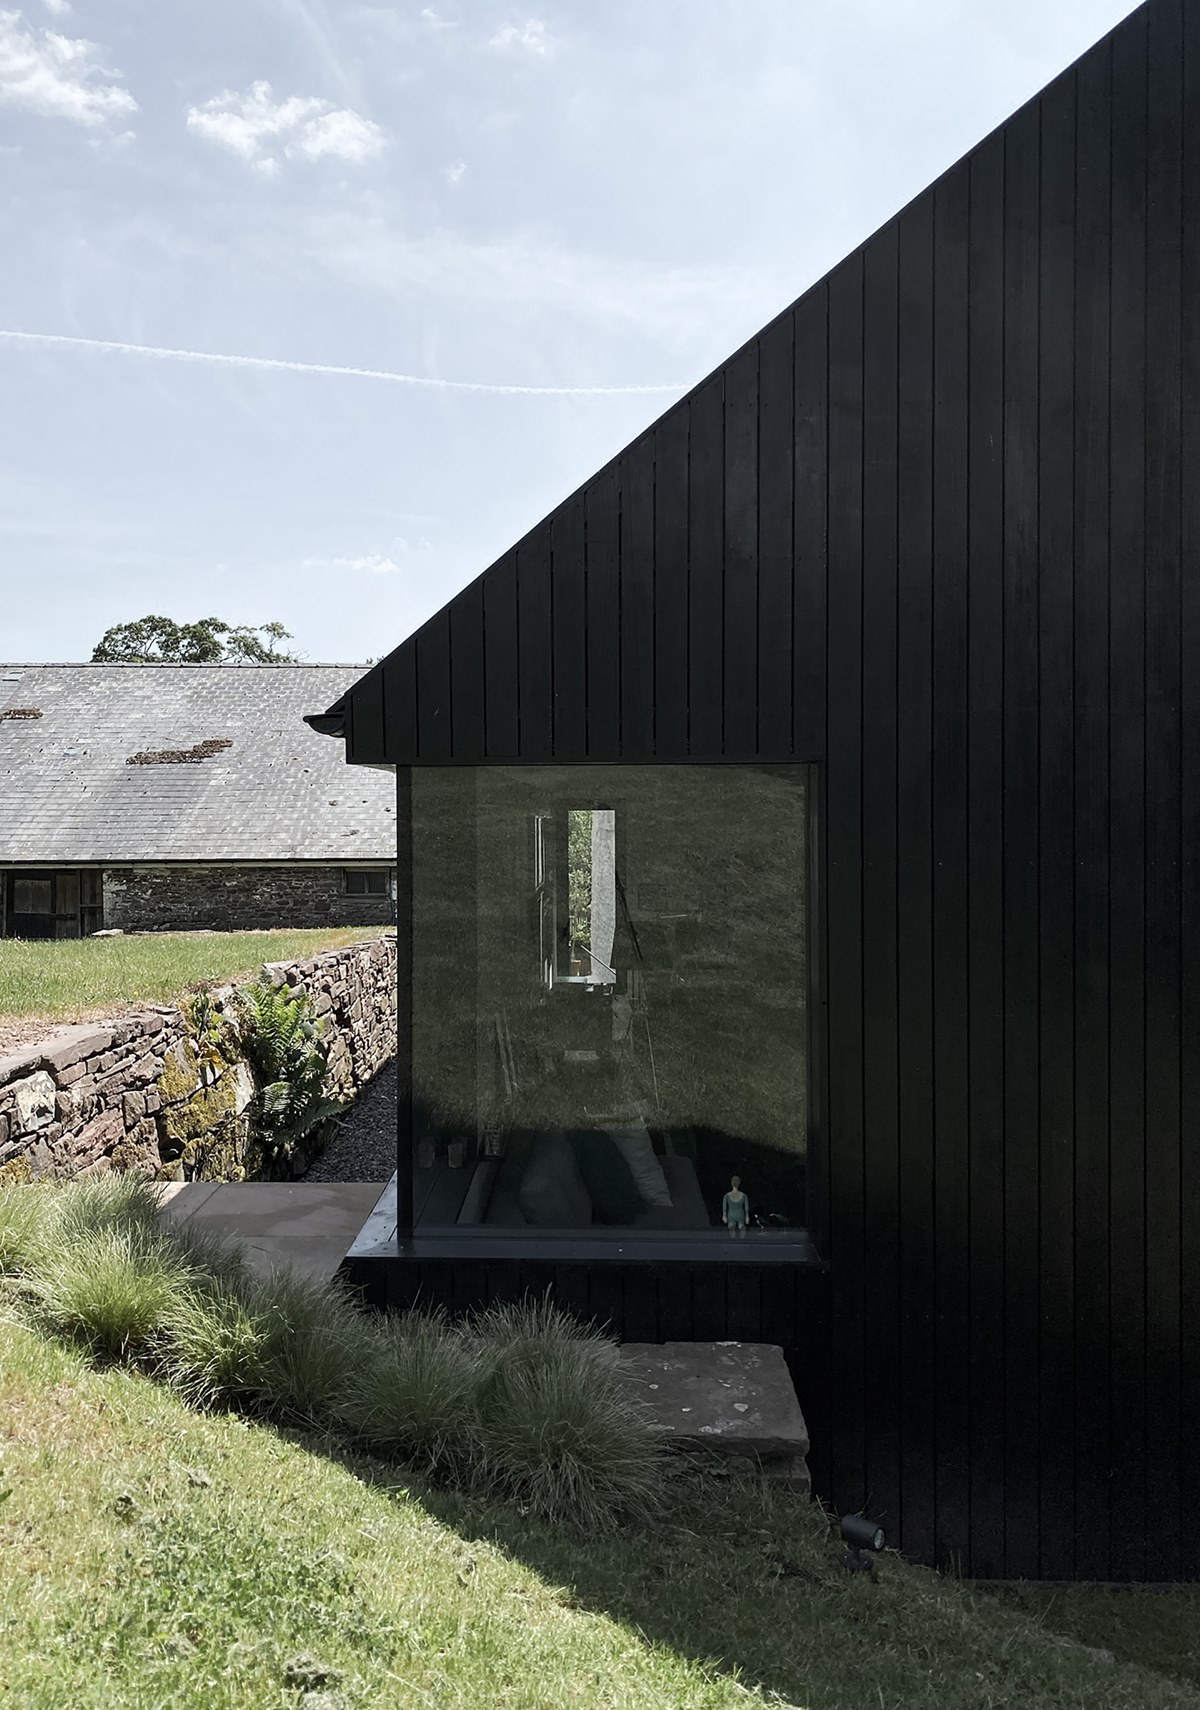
[157,1182,221,1222]
[156,1181,384,1282]
[619,1340,811,1491]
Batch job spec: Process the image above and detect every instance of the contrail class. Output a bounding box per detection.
[0,328,687,397]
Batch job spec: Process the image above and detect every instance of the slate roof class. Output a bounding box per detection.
[0,664,395,863]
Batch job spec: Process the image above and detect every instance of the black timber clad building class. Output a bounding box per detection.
[311,0,1197,1581]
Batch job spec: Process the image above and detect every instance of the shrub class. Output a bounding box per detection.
[23,1226,191,1358]
[158,1275,270,1407]
[338,1310,480,1473]
[466,1297,664,1527]
[164,1218,251,1288]
[238,1267,368,1420]
[56,1173,164,1246]
[162,1264,368,1420]
[0,1184,61,1277]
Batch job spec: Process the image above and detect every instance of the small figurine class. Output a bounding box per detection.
[722,1175,750,1237]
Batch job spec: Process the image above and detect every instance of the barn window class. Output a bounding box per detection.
[343,869,389,896]
[406,765,813,1245]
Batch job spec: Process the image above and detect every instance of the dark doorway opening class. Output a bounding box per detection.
[3,869,103,939]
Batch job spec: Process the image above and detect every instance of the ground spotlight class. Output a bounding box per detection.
[840,1513,886,1574]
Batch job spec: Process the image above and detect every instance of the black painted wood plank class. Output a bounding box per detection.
[1069,34,1114,1583]
[1106,5,1149,1583]
[824,252,868,1524]
[757,315,794,759]
[516,523,554,762]
[1179,0,1200,1583]
[722,343,758,758]
[895,192,937,1567]
[653,404,690,760]
[689,1265,727,1343]
[482,553,519,761]
[1000,99,1042,1581]
[725,1268,762,1343]
[450,1259,489,1318]
[415,608,452,762]
[859,221,902,1542]
[655,1263,694,1343]
[1034,69,1078,1583]
[619,437,656,760]
[586,1263,624,1340]
[585,468,620,760]
[793,295,828,762]
[550,491,587,760]
[346,664,386,764]
[552,1262,593,1327]
[793,288,831,1288]
[449,580,485,762]
[931,161,972,1575]
[382,644,417,765]
[1141,0,1184,1582]
[394,768,414,1233]
[621,1268,659,1343]
[688,377,725,759]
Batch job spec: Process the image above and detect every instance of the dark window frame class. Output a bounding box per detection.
[343,868,390,896]
[393,760,826,1265]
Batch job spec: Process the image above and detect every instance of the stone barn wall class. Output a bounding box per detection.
[0,935,396,1185]
[102,864,395,933]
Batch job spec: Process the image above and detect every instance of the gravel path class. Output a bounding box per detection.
[304,1061,398,1184]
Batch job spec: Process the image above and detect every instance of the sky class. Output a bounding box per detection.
[0,0,1138,666]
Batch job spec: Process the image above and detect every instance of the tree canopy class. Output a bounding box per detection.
[91,616,299,665]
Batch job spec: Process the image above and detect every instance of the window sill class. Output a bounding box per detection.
[346,1179,825,1268]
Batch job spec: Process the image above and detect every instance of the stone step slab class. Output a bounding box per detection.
[618,1340,810,1491]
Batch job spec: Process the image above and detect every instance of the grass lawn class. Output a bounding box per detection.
[2,1319,1197,1710]
[0,928,392,1026]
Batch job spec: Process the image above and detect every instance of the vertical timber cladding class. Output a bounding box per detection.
[344,0,1196,1580]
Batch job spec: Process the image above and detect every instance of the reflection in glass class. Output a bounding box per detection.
[410,766,810,1240]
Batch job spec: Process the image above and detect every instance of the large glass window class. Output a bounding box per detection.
[409,765,812,1243]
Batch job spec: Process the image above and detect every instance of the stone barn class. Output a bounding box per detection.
[0,663,395,937]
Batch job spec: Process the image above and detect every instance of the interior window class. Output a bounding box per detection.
[409,765,811,1243]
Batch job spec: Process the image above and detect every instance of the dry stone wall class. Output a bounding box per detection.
[0,935,396,1185]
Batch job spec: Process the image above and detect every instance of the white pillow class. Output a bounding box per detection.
[609,1123,673,1208]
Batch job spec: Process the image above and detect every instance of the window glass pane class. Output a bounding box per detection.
[410,765,810,1243]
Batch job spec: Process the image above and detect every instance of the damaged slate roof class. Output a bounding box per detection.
[0,664,395,863]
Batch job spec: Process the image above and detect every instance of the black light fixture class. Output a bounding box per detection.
[840,1513,887,1574]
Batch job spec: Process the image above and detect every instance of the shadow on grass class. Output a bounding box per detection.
[276,1421,861,1710]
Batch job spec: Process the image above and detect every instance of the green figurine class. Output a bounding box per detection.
[722,1175,749,1236]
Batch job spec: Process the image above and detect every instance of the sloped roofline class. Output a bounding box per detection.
[307,0,1144,738]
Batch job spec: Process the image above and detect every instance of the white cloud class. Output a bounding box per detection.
[420,7,458,28]
[489,18,551,55]
[442,159,466,185]
[186,80,385,173]
[0,10,137,128]
[40,0,69,14]
[306,549,429,575]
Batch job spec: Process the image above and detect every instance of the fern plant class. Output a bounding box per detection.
[235,980,339,1143]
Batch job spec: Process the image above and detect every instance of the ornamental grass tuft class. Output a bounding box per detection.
[162,1265,369,1420]
[465,1296,664,1528]
[0,1182,60,1277]
[22,1225,192,1359]
[337,1309,480,1474]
